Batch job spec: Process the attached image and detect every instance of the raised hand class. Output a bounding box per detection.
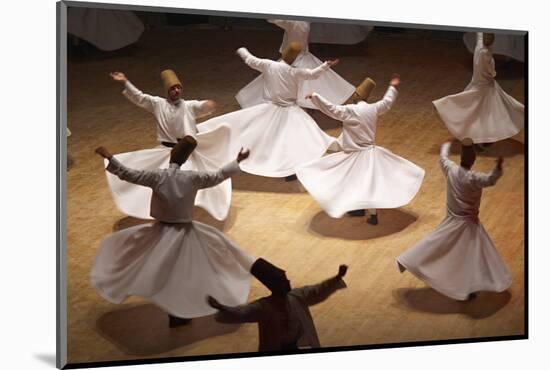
[305,93,314,100]
[95,146,112,159]
[390,73,401,87]
[496,157,504,170]
[236,147,250,163]
[207,295,222,309]
[110,72,127,83]
[326,59,340,68]
[338,264,348,278]
[204,100,217,112]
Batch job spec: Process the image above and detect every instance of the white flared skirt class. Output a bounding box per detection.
[397,215,512,300]
[105,125,233,221]
[67,8,144,51]
[198,103,338,177]
[433,82,524,143]
[296,146,425,217]
[235,52,355,110]
[91,221,255,318]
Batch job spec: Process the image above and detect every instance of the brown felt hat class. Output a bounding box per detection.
[160,69,183,93]
[170,135,197,165]
[461,138,474,146]
[356,78,376,100]
[460,137,476,165]
[282,42,302,65]
[483,33,495,47]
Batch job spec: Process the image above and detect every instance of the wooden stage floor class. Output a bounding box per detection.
[65,26,525,364]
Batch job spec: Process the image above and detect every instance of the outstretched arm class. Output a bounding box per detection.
[293,59,338,81]
[267,19,292,30]
[236,47,271,73]
[472,157,503,188]
[111,72,157,113]
[439,141,456,177]
[96,146,160,188]
[306,92,353,122]
[292,265,348,306]
[191,148,250,189]
[476,32,484,49]
[208,296,262,323]
[373,75,400,116]
[188,100,217,119]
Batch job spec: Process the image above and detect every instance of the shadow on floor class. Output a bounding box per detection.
[232,172,305,193]
[428,138,524,158]
[392,287,511,319]
[308,209,418,240]
[95,304,242,356]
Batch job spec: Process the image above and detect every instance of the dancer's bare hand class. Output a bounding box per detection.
[496,157,504,170]
[390,73,401,87]
[203,100,217,113]
[95,146,112,159]
[305,93,314,100]
[207,295,222,309]
[327,59,340,67]
[237,147,250,163]
[110,72,127,83]
[338,264,348,277]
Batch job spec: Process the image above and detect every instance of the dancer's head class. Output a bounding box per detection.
[460,138,476,169]
[250,258,292,296]
[282,42,302,65]
[160,69,183,102]
[169,135,197,166]
[483,33,495,47]
[353,77,376,103]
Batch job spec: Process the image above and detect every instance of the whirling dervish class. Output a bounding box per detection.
[198,43,339,179]
[433,32,524,145]
[235,19,355,110]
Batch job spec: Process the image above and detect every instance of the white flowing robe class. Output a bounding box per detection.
[67,8,144,51]
[296,87,425,217]
[309,23,373,45]
[396,143,512,300]
[433,33,524,143]
[92,158,255,318]
[104,81,233,221]
[198,48,338,178]
[463,32,525,62]
[235,20,355,110]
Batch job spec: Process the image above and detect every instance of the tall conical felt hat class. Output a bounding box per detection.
[170,135,197,165]
[282,42,302,65]
[160,69,183,92]
[355,78,376,100]
[483,33,495,47]
[461,138,474,146]
[250,258,287,292]
[460,137,476,160]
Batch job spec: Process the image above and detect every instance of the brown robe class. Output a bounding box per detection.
[215,275,346,352]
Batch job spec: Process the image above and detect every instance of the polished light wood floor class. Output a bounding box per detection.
[66,26,525,364]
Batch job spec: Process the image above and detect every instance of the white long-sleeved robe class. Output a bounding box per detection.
[396,143,512,300]
[198,48,338,178]
[92,158,256,317]
[296,87,425,217]
[235,19,355,110]
[433,32,524,143]
[463,32,525,62]
[104,81,234,221]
